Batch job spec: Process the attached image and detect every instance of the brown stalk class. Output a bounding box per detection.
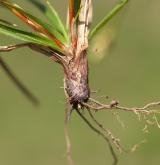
[68,0,75,28]
[68,0,78,50]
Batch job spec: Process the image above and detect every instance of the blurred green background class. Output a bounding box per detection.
[0,0,160,165]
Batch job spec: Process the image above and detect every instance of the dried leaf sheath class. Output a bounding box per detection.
[63,0,92,108]
[64,50,90,108]
[76,0,92,55]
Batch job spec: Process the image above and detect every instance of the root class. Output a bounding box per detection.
[64,97,160,165]
[82,98,160,126]
[83,98,160,115]
[64,103,75,165]
[76,109,118,165]
[64,123,75,165]
[87,109,124,153]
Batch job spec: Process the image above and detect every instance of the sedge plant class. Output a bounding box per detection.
[1,1,160,165]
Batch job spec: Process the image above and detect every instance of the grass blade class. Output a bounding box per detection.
[89,0,129,39]
[0,0,66,49]
[0,23,61,51]
[28,0,68,43]
[45,0,68,42]
[74,0,81,26]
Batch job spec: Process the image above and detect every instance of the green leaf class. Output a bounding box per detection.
[89,0,129,40]
[74,0,81,26]
[45,0,68,42]
[28,0,68,43]
[74,0,81,15]
[1,1,67,45]
[0,23,61,51]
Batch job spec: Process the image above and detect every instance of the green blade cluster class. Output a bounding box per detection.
[0,23,60,51]
[28,0,68,43]
[0,0,69,52]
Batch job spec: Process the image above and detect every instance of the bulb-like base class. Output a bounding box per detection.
[64,51,90,109]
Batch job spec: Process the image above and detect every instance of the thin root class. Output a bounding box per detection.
[64,123,74,165]
[75,109,118,165]
[87,109,124,153]
[64,103,75,165]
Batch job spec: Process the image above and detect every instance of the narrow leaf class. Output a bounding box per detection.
[89,0,129,39]
[74,0,81,26]
[0,23,61,51]
[45,0,68,42]
[28,0,68,43]
[0,0,66,49]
